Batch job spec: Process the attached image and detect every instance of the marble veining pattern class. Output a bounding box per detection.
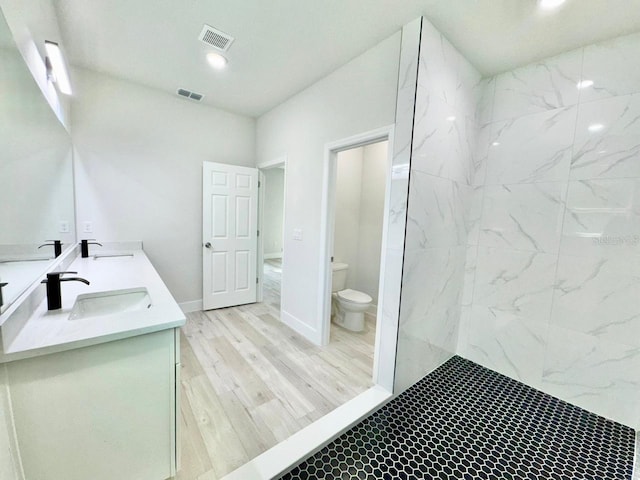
[457,30,640,430]
[485,106,576,185]
[551,254,640,348]
[464,306,547,386]
[479,182,567,253]
[581,31,640,103]
[405,171,470,249]
[560,178,640,260]
[472,247,556,323]
[395,17,480,392]
[541,325,640,428]
[492,49,582,121]
[571,93,640,180]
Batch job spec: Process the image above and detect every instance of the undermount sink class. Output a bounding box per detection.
[69,288,151,320]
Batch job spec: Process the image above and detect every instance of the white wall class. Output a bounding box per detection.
[334,147,364,286]
[72,68,256,304]
[356,142,388,303]
[256,32,401,343]
[262,168,284,258]
[334,142,388,303]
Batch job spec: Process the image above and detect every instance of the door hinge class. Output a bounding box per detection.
[256,277,259,284]
[257,230,260,237]
[258,180,261,187]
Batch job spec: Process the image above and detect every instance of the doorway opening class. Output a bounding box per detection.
[318,125,395,389]
[258,162,285,315]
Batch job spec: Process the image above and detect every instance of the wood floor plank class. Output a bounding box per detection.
[175,387,212,480]
[183,375,248,478]
[176,259,375,480]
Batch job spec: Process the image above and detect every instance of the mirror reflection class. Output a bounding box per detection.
[0,9,75,313]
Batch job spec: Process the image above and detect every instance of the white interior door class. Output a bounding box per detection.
[203,162,259,310]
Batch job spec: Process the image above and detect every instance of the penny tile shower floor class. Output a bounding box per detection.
[278,356,636,480]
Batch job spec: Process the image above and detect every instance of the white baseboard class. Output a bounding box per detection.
[179,299,203,313]
[263,253,283,260]
[281,310,322,345]
[222,385,392,480]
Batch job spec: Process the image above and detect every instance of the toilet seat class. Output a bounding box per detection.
[336,289,372,304]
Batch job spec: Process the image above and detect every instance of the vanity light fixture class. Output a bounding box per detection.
[538,0,567,10]
[206,52,228,70]
[588,123,605,132]
[577,80,594,89]
[44,41,72,95]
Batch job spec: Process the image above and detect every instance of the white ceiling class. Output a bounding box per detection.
[53,0,640,118]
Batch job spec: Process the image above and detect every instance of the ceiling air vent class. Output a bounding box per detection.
[198,24,234,52]
[177,88,204,102]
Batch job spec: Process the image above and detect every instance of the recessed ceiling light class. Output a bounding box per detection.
[206,52,227,69]
[446,116,456,122]
[492,142,501,146]
[588,123,605,132]
[577,80,594,89]
[538,0,566,10]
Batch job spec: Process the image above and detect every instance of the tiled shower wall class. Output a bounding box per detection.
[458,31,640,429]
[394,18,482,391]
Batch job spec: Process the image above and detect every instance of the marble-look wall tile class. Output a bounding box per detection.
[412,94,473,184]
[405,171,470,250]
[461,246,477,306]
[492,49,582,121]
[464,306,547,386]
[395,245,466,391]
[394,330,454,393]
[465,185,483,246]
[571,93,640,180]
[473,247,556,324]
[475,77,496,127]
[581,31,640,103]
[399,246,466,328]
[486,106,576,185]
[560,178,640,259]
[551,254,640,348]
[417,19,462,109]
[479,182,567,253]
[472,123,492,186]
[384,17,421,393]
[541,325,640,428]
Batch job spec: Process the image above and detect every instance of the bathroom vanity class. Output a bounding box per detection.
[0,243,185,480]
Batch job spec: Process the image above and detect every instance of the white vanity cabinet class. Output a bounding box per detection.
[5,327,180,480]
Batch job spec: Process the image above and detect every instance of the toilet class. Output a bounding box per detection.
[331,262,372,332]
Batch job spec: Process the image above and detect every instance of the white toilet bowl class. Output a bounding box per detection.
[332,288,372,332]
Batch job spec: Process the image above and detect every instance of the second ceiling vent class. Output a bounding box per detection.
[177,88,204,102]
[198,24,234,52]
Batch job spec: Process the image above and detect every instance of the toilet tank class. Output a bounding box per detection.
[331,262,348,292]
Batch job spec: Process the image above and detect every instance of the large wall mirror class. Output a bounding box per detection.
[0,8,75,314]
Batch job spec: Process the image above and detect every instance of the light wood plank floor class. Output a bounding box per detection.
[176,294,375,479]
[262,258,282,311]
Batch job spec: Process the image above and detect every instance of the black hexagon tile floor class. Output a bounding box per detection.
[278,356,636,480]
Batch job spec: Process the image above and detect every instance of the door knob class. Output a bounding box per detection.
[204,242,212,249]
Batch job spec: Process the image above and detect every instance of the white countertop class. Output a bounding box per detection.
[0,248,185,363]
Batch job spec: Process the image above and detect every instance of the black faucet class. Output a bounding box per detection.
[0,282,7,308]
[38,240,63,258]
[41,272,90,310]
[81,239,103,258]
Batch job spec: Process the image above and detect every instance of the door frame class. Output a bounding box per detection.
[318,125,395,387]
[256,155,287,307]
